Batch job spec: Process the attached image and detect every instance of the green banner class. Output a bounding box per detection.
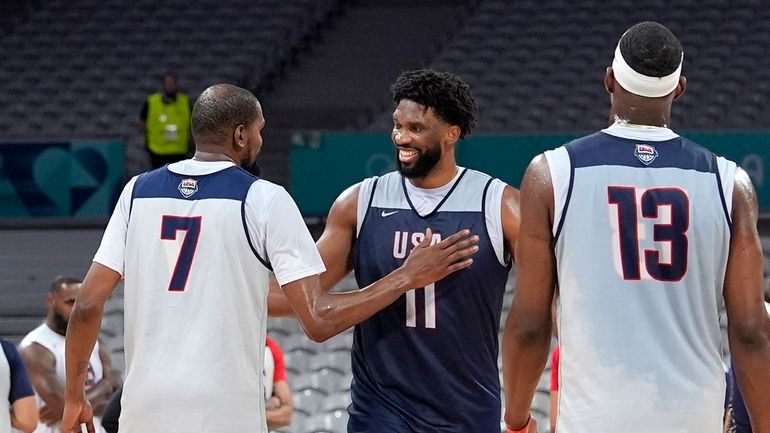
[0,140,124,218]
[291,131,770,215]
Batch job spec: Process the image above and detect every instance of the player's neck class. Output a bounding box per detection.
[408,160,459,190]
[46,318,66,336]
[611,99,671,128]
[610,110,670,128]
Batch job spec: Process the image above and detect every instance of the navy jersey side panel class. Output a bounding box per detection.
[350,171,510,433]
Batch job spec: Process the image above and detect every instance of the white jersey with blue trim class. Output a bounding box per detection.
[547,124,736,433]
[93,160,325,433]
[20,324,105,433]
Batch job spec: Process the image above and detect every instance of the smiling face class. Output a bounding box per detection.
[391,99,448,179]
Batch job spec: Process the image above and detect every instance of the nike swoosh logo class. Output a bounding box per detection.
[381,210,399,217]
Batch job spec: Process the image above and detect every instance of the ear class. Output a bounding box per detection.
[47,293,55,309]
[672,76,687,101]
[444,124,461,146]
[234,125,246,148]
[604,67,615,94]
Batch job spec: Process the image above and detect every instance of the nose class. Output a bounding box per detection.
[393,128,412,145]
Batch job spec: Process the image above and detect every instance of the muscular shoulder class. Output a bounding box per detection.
[327,182,362,230]
[733,167,757,210]
[731,167,759,234]
[20,341,55,369]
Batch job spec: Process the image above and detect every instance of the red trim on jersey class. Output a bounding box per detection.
[266,337,286,383]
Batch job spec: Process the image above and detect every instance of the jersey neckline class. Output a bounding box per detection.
[601,123,680,142]
[400,168,469,218]
[167,159,236,176]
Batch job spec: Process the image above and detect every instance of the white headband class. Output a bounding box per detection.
[612,44,683,97]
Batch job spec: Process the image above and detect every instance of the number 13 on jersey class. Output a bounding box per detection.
[608,186,690,282]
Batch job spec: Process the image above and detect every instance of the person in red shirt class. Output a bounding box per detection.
[264,337,292,430]
[550,345,560,433]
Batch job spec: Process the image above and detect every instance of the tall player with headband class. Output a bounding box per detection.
[501,22,770,433]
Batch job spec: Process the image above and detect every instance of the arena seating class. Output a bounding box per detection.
[0,0,337,140]
[368,0,770,133]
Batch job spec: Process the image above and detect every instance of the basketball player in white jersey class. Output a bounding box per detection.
[502,22,770,433]
[61,84,478,433]
[19,277,117,433]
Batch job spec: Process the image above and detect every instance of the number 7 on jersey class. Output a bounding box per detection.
[161,215,202,291]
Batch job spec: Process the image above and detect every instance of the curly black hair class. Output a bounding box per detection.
[619,22,683,77]
[390,69,479,139]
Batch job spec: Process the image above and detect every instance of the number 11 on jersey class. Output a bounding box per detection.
[406,284,436,329]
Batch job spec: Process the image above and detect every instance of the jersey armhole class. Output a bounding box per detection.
[715,155,736,231]
[482,178,509,267]
[545,147,574,242]
[356,177,379,237]
[242,180,272,271]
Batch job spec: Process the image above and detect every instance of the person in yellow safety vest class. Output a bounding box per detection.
[140,72,191,168]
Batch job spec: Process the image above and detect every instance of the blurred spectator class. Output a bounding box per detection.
[264,337,292,430]
[140,71,191,168]
[1,338,37,433]
[550,297,559,433]
[19,276,118,433]
[550,345,559,433]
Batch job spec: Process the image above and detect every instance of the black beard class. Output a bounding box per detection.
[51,310,69,335]
[397,145,441,179]
[242,161,262,177]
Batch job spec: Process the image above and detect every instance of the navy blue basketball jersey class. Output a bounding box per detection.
[349,169,511,433]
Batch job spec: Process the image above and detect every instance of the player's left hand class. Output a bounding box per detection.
[60,398,95,433]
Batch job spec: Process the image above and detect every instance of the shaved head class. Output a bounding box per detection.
[191,84,262,144]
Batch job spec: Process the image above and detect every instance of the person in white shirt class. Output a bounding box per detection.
[61,83,479,433]
[19,277,116,433]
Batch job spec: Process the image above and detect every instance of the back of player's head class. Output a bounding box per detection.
[391,69,479,139]
[192,84,262,142]
[50,275,82,293]
[618,22,683,78]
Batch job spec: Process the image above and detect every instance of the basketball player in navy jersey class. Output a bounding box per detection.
[502,22,770,433]
[273,69,521,432]
[61,84,479,433]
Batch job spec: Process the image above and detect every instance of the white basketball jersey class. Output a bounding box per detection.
[547,124,736,433]
[20,324,105,433]
[93,161,325,433]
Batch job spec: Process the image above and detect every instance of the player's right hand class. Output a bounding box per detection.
[401,227,479,289]
[60,398,95,433]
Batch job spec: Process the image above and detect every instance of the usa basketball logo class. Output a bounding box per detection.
[634,144,658,165]
[178,178,198,198]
